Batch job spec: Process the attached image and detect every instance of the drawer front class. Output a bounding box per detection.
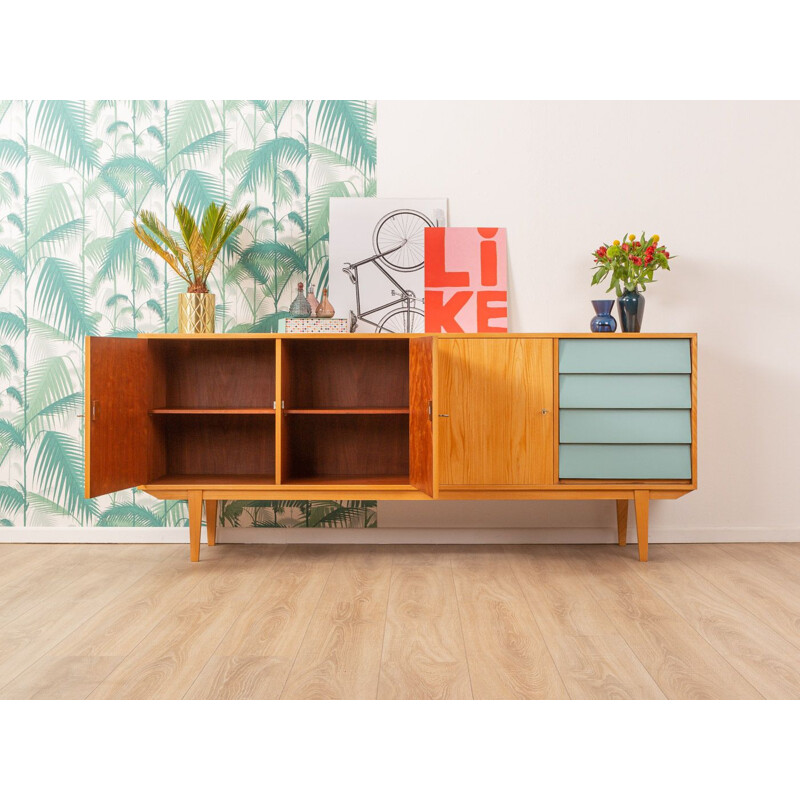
[559,338,691,374]
[559,444,692,479]
[560,409,691,444]
[559,374,691,409]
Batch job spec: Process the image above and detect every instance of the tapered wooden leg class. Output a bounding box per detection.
[634,490,649,562]
[615,499,628,546]
[188,491,202,563]
[205,499,217,547]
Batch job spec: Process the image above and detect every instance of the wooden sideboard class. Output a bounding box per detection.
[84,333,697,561]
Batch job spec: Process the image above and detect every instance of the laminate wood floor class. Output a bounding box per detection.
[2,542,799,700]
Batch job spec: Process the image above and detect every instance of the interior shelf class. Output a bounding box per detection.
[284,408,409,415]
[151,408,276,415]
[147,474,276,487]
[280,476,413,487]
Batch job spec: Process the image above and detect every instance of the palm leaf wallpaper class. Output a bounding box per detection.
[0,100,377,529]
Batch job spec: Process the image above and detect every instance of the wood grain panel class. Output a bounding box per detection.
[86,336,163,496]
[283,339,409,409]
[450,546,568,699]
[162,415,275,477]
[157,339,276,409]
[378,547,471,699]
[409,337,434,496]
[281,547,393,699]
[285,414,409,481]
[439,338,554,486]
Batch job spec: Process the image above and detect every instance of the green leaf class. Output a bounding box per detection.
[35,257,97,341]
[0,138,25,167]
[0,311,25,339]
[0,483,24,515]
[26,357,75,421]
[35,100,99,171]
[176,170,225,222]
[316,100,376,174]
[239,136,307,192]
[0,419,24,448]
[33,431,90,522]
[96,502,165,527]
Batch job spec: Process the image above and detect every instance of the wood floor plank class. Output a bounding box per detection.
[507,546,663,699]
[3,542,800,701]
[280,546,393,700]
[185,545,335,699]
[718,542,800,594]
[0,547,216,699]
[619,546,800,699]
[569,545,762,699]
[671,544,800,647]
[377,546,472,700]
[451,546,568,700]
[0,545,180,627]
[0,546,171,689]
[544,634,666,699]
[88,546,285,700]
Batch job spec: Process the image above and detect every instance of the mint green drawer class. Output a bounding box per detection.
[560,409,691,443]
[559,339,691,373]
[559,374,691,408]
[559,444,692,479]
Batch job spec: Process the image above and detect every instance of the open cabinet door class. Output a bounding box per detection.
[409,336,438,497]
[85,336,162,497]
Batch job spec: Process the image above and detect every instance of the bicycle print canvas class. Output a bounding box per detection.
[329,198,447,332]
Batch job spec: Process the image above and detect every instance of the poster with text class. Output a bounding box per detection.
[329,198,447,332]
[424,227,508,332]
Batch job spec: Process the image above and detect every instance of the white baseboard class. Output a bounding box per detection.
[2,526,799,544]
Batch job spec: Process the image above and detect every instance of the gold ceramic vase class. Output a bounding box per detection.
[178,292,215,334]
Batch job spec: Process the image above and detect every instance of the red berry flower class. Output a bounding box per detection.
[631,256,642,266]
[645,253,653,263]
[633,241,640,248]
[664,251,670,258]
[596,246,607,258]
[622,244,630,252]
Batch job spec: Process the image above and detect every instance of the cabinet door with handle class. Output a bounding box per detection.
[85,336,163,498]
[438,337,554,486]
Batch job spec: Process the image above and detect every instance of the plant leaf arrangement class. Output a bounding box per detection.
[134,202,250,293]
[591,233,675,295]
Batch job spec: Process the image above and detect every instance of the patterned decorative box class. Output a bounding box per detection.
[278,317,349,334]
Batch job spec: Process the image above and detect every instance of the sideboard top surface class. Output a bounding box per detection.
[135,332,697,340]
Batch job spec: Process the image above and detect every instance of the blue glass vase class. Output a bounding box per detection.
[590,299,617,333]
[618,290,645,332]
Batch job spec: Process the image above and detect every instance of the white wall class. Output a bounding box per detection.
[377,101,800,541]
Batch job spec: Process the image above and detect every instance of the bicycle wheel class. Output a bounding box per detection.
[372,209,434,272]
[377,307,425,333]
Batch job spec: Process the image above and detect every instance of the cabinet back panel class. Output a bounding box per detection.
[158,341,276,409]
[284,339,409,409]
[559,444,691,479]
[286,414,409,479]
[558,338,691,373]
[162,417,275,476]
[559,374,692,408]
[560,409,692,443]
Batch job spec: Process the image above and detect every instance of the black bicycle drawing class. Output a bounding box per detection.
[342,208,435,333]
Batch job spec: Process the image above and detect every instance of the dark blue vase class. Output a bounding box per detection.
[590,299,617,333]
[618,290,645,332]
